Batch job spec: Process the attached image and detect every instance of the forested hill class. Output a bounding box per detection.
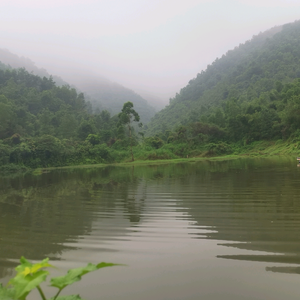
[146,20,300,136]
[0,48,68,87]
[0,66,94,141]
[0,49,156,125]
[72,75,157,124]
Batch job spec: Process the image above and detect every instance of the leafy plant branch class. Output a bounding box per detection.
[0,257,121,300]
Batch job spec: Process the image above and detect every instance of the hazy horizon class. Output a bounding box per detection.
[1,0,300,105]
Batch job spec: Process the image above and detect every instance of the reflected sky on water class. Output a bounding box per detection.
[1,157,300,299]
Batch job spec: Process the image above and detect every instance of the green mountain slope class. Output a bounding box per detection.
[0,48,68,86]
[0,49,156,125]
[0,67,92,141]
[73,75,157,124]
[146,20,300,135]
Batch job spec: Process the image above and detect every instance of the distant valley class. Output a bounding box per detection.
[0,48,158,125]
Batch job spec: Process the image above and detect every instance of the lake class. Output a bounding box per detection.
[1,157,300,300]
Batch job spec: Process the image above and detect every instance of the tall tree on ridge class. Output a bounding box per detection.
[118,102,141,162]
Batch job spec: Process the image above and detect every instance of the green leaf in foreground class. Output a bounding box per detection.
[9,270,49,300]
[50,262,119,290]
[0,284,15,300]
[7,256,53,300]
[15,256,53,276]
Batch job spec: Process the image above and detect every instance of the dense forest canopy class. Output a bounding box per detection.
[0,49,156,125]
[2,20,300,171]
[146,20,300,136]
[0,64,147,168]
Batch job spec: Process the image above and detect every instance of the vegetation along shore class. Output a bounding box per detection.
[2,21,300,173]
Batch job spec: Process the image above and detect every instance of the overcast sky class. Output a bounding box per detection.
[1,0,300,103]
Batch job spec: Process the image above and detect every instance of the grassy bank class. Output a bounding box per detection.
[1,139,299,175]
[34,140,299,172]
[234,139,300,156]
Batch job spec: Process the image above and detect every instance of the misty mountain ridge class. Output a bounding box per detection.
[146,20,300,135]
[133,89,167,111]
[0,48,156,124]
[63,71,157,124]
[0,48,68,87]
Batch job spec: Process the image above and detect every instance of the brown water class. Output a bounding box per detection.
[1,157,300,299]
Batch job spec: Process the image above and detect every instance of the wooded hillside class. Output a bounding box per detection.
[0,49,156,125]
[146,21,300,136]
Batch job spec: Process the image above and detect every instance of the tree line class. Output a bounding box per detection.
[146,20,300,136]
[3,20,300,172]
[0,67,145,170]
[2,66,300,172]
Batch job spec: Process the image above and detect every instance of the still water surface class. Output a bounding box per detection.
[1,157,300,299]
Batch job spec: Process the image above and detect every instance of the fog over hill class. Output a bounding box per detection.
[0,48,157,124]
[2,0,299,112]
[0,48,68,86]
[146,20,300,135]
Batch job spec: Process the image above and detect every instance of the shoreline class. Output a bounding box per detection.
[1,139,299,176]
[34,152,296,172]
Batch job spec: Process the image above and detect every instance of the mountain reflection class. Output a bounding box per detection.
[1,157,300,279]
[266,266,300,275]
[0,166,145,278]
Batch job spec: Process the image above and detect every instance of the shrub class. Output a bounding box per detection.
[144,137,164,149]
[89,144,112,162]
[205,142,233,156]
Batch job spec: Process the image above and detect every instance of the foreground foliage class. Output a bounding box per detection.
[0,257,119,300]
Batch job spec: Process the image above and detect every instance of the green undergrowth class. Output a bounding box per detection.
[238,140,300,156]
[1,139,299,176]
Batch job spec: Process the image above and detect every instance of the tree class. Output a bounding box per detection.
[0,95,16,139]
[77,118,96,140]
[118,102,141,161]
